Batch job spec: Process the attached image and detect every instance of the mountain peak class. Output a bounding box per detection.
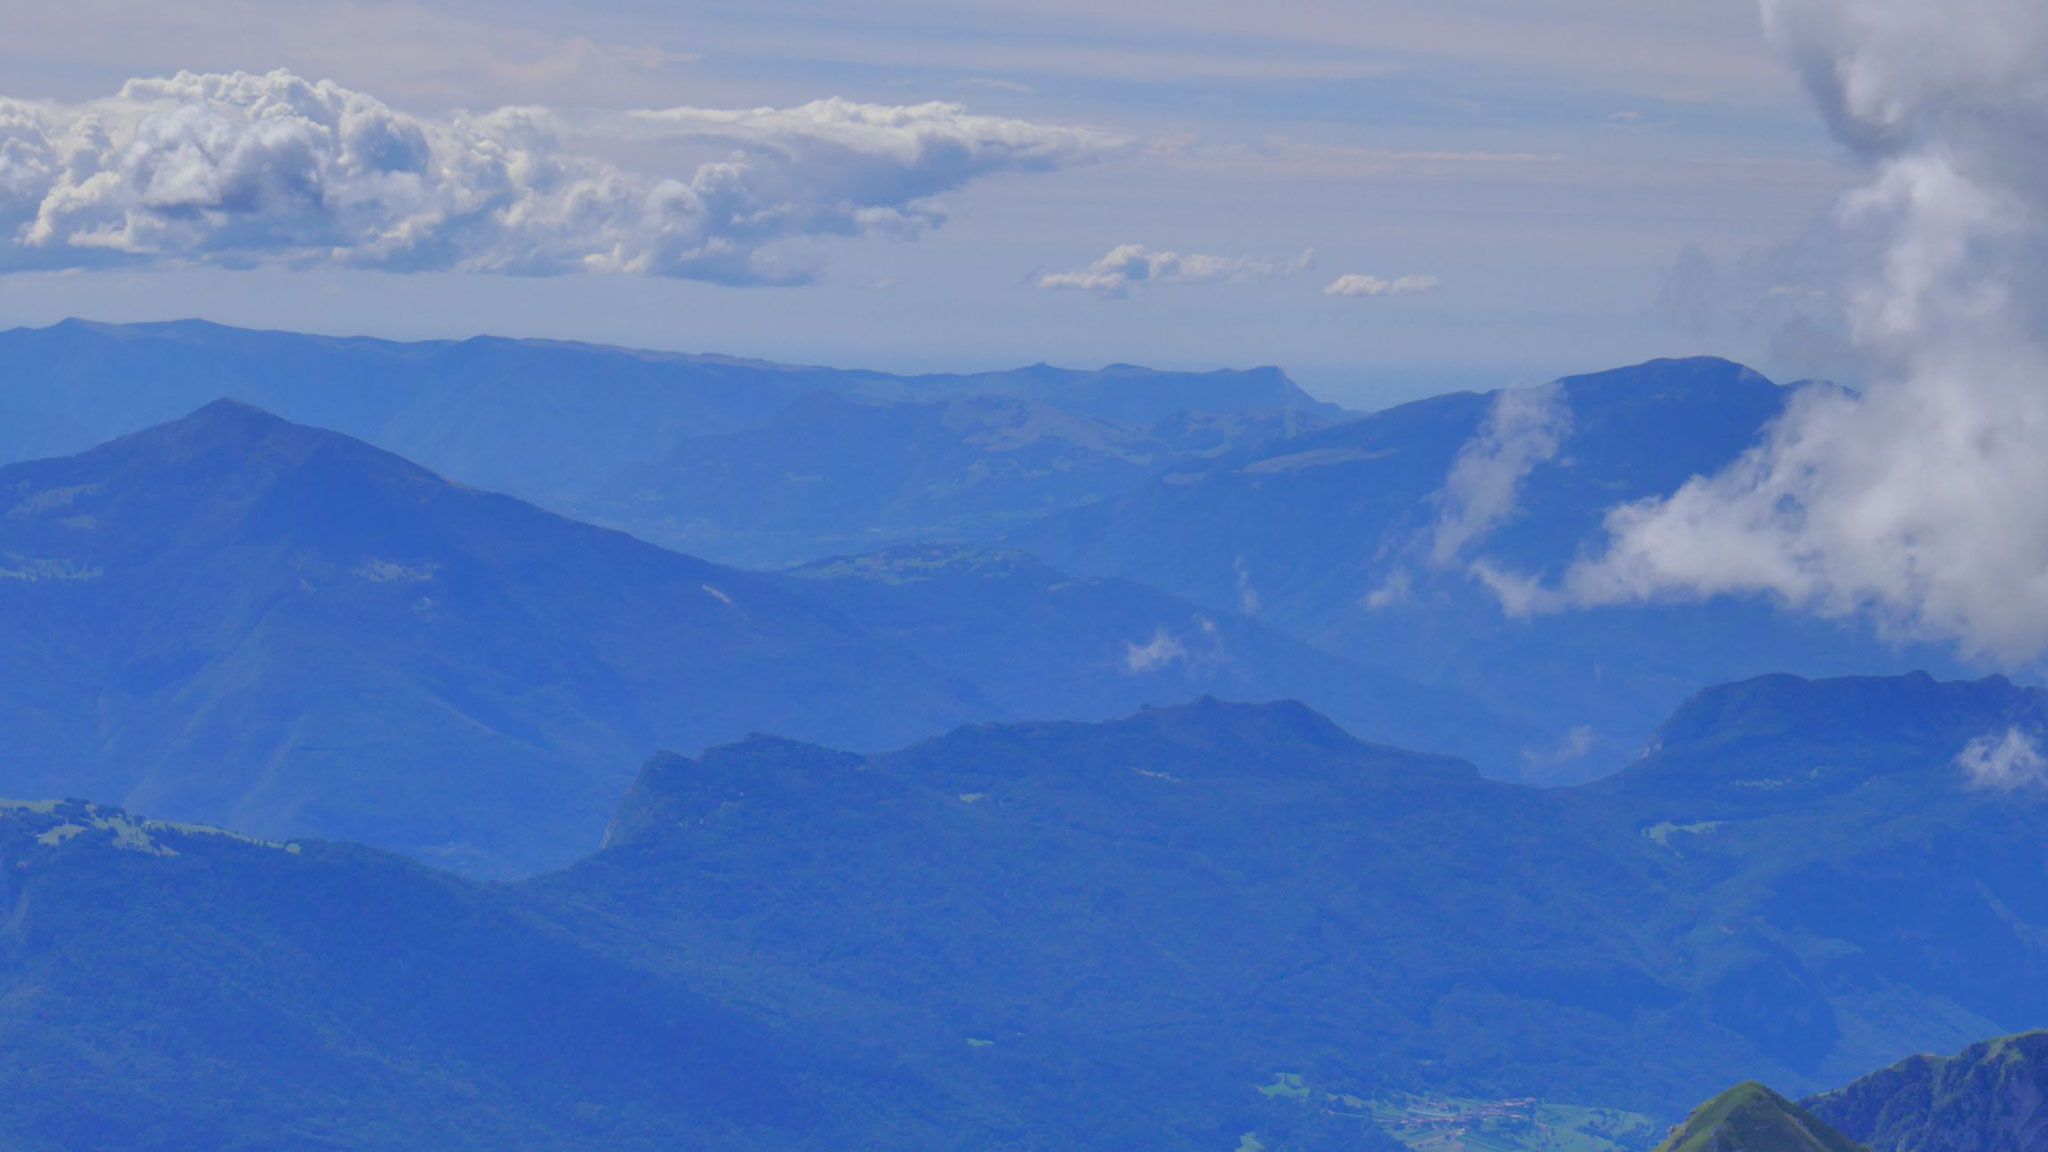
[1654,671,2036,755]
[602,739,879,850]
[1654,1082,1867,1152]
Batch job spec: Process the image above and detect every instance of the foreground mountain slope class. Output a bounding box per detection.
[0,401,985,874]
[0,319,1340,565]
[1590,673,2048,1085]
[1806,1032,2048,1152]
[0,801,885,1152]
[6,673,2048,1150]
[529,673,2048,1129]
[534,698,1699,1145]
[1654,1084,1867,1152]
[1012,358,1961,781]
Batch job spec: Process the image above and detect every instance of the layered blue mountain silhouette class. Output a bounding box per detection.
[0,322,1976,786]
[0,319,1337,567]
[1011,358,1965,779]
[3,321,2042,1152]
[0,401,1496,873]
[3,672,2045,1150]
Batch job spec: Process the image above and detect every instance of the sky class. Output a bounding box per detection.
[0,0,1857,409]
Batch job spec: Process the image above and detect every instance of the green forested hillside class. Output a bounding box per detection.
[1652,1084,1866,1152]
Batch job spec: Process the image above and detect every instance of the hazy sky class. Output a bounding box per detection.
[0,0,1853,408]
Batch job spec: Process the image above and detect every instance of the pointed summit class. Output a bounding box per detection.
[1655,1083,1868,1152]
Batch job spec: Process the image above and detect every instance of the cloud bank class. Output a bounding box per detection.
[1038,244,1311,296]
[0,70,1114,284]
[1324,273,1440,298]
[1558,0,2048,661]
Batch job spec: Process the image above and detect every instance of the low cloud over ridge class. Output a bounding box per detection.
[0,70,1115,284]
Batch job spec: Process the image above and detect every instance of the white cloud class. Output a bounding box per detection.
[1039,244,1312,296]
[1324,272,1441,298]
[1123,627,1190,673]
[1430,381,1571,567]
[1958,726,2048,791]
[1557,0,2048,661]
[0,70,1115,285]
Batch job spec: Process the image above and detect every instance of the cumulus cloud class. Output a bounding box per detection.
[1958,726,2048,791]
[1324,272,1441,297]
[1039,244,1312,296]
[0,70,1115,284]
[1556,0,2048,661]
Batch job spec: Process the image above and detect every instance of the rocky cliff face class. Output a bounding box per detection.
[1807,1033,2048,1152]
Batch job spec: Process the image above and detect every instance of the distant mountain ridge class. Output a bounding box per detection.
[0,399,988,874]
[1010,356,1969,781]
[0,322,1984,786]
[0,319,1342,566]
[0,403,1494,872]
[776,542,1534,768]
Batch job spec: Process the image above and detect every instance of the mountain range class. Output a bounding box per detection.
[4,320,2045,1152]
[0,319,1339,568]
[5,671,2046,1150]
[1,321,1984,787]
[0,401,1508,874]
[1011,357,1967,780]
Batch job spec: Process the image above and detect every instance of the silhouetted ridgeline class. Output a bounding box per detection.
[4,674,2046,1149]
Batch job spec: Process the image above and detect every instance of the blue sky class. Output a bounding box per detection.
[0,0,1854,408]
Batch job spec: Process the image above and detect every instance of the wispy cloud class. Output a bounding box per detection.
[1039,244,1312,296]
[1430,381,1571,567]
[1366,380,1569,612]
[1324,273,1441,298]
[0,70,1118,285]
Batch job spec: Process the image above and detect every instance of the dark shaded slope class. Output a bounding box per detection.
[0,401,982,875]
[529,673,2048,1131]
[1807,1032,2048,1152]
[530,699,1747,1131]
[0,800,908,1152]
[8,673,2048,1148]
